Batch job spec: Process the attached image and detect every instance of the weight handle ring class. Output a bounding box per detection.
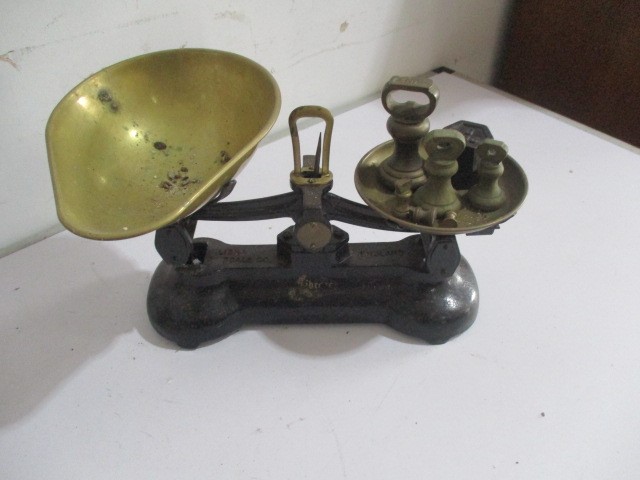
[381,75,440,123]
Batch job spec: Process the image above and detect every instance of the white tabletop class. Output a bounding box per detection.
[2,73,639,479]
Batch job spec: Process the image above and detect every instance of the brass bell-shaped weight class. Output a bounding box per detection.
[466,139,508,211]
[412,129,466,217]
[377,75,439,190]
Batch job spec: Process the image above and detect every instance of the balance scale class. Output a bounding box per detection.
[46,49,527,348]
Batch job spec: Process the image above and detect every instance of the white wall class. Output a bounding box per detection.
[0,0,511,256]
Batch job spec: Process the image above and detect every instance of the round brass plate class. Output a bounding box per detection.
[46,49,281,240]
[354,140,528,235]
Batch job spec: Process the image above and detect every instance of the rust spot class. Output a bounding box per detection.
[97,89,119,113]
[154,141,167,150]
[220,150,231,163]
[161,167,200,191]
[97,89,112,103]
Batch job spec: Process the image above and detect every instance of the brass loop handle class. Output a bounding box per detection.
[476,139,508,165]
[289,105,334,175]
[382,75,439,123]
[424,129,466,160]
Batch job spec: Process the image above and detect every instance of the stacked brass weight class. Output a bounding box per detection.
[465,139,509,211]
[355,76,527,235]
[377,76,438,190]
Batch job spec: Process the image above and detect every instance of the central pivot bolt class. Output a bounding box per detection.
[295,221,332,252]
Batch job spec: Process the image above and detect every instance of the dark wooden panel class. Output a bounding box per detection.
[495,0,640,147]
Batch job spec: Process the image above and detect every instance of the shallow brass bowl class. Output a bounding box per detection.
[46,49,280,240]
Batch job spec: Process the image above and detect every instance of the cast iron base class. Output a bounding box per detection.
[147,228,479,348]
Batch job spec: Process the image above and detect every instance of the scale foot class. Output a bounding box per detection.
[387,257,479,344]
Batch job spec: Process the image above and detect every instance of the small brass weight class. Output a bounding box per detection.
[47,49,527,348]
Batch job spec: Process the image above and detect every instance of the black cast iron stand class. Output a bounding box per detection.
[147,121,494,349]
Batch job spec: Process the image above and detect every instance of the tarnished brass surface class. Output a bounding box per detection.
[46,49,281,240]
[354,140,528,235]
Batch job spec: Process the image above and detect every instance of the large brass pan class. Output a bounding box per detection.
[46,49,281,240]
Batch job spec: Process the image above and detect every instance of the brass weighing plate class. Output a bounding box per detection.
[355,140,528,235]
[46,49,281,240]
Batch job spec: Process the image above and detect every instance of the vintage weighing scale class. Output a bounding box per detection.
[46,49,527,349]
